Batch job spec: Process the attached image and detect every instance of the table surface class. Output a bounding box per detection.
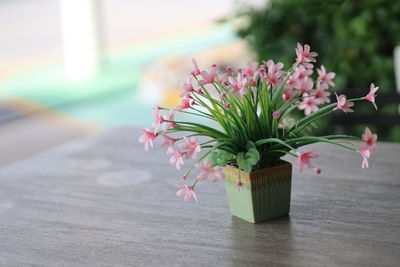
[1,127,399,267]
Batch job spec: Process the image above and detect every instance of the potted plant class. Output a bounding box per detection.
[139,43,378,223]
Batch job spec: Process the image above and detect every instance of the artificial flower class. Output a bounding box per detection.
[160,135,178,148]
[297,150,319,172]
[313,82,331,104]
[228,73,248,96]
[181,75,195,97]
[282,88,296,101]
[190,59,201,76]
[199,65,217,85]
[236,180,244,187]
[299,94,319,115]
[264,60,284,87]
[285,74,301,90]
[163,110,177,132]
[317,65,335,87]
[336,94,354,113]
[365,83,379,110]
[177,98,194,110]
[138,127,158,151]
[195,159,224,182]
[151,106,164,134]
[243,61,259,86]
[168,148,185,170]
[217,73,230,86]
[295,43,318,68]
[176,184,198,202]
[360,127,377,151]
[296,77,313,94]
[294,65,313,80]
[179,137,201,159]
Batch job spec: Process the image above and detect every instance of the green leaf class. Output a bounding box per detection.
[209,150,235,167]
[286,136,357,152]
[235,146,260,172]
[255,138,295,150]
[246,141,256,150]
[237,152,252,172]
[245,148,260,165]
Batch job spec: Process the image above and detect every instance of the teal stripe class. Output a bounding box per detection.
[0,23,236,127]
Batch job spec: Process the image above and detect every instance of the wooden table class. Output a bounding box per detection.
[1,127,399,266]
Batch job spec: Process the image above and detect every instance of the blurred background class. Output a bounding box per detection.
[0,0,399,166]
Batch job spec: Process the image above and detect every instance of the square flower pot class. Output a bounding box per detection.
[223,160,292,223]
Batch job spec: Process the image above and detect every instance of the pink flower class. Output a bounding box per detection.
[313,83,331,104]
[298,94,319,115]
[282,88,296,101]
[243,61,259,86]
[177,97,194,110]
[296,77,313,94]
[179,137,201,159]
[181,75,195,97]
[314,168,321,174]
[195,159,224,182]
[294,65,313,80]
[264,60,284,87]
[224,102,231,108]
[317,65,335,87]
[138,127,158,151]
[336,94,354,113]
[236,180,243,187]
[285,74,300,90]
[295,43,318,68]
[360,150,371,169]
[299,61,314,69]
[163,110,177,131]
[272,111,280,118]
[217,73,230,86]
[198,65,217,85]
[168,148,185,170]
[243,61,258,78]
[297,150,319,172]
[228,73,248,96]
[176,184,198,202]
[151,106,164,134]
[360,127,377,151]
[190,59,201,76]
[160,135,178,148]
[365,83,379,110]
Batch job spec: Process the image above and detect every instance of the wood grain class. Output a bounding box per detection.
[0,127,399,266]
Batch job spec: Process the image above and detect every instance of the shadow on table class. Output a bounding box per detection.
[228,215,296,265]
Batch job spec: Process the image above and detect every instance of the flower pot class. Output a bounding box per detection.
[223,160,292,223]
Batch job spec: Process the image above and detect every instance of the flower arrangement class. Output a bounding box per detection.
[139,43,378,203]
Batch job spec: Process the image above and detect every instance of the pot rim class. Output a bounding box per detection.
[224,160,292,180]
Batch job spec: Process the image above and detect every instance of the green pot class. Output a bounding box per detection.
[223,160,292,223]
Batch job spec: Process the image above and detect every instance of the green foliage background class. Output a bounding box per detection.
[236,0,400,141]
